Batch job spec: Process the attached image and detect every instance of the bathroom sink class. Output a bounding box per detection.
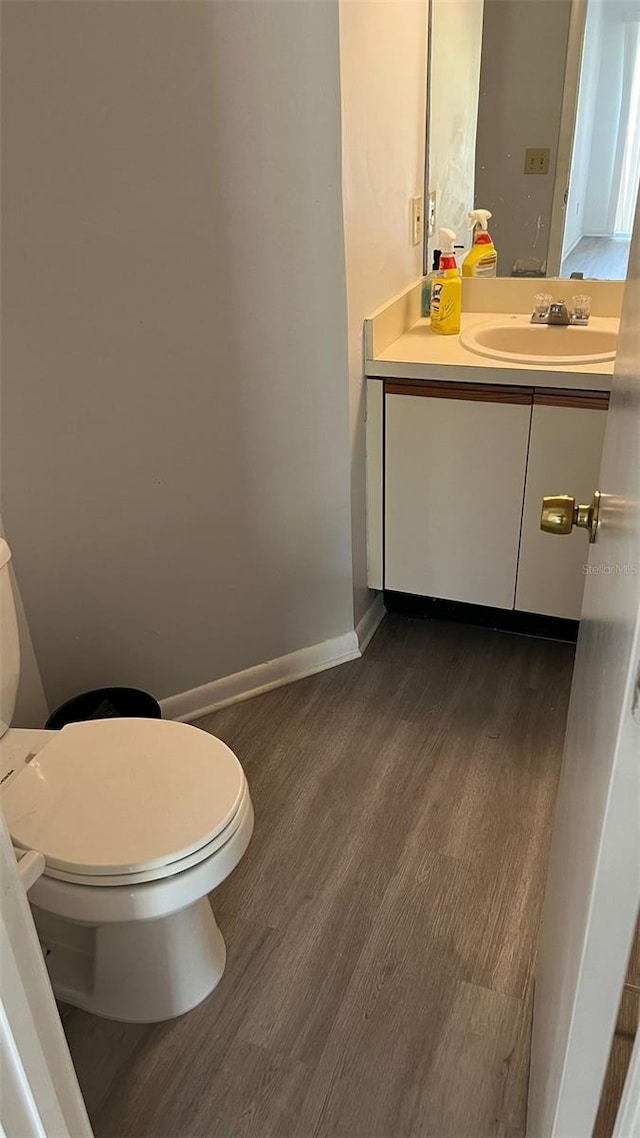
[460,318,617,365]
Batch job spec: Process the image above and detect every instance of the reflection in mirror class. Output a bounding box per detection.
[427,0,640,280]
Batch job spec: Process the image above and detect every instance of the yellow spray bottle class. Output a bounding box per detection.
[462,209,498,277]
[430,228,462,335]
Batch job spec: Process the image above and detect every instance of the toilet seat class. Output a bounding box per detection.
[4,717,246,882]
[28,790,254,927]
[42,781,250,886]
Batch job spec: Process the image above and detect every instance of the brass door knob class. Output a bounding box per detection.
[540,491,601,543]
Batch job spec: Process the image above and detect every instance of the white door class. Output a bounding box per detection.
[0,813,92,1138]
[527,203,640,1132]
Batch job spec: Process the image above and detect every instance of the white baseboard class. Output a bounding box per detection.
[356,593,386,653]
[161,630,360,723]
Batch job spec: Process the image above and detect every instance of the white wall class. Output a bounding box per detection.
[429,0,484,255]
[583,2,635,235]
[584,6,624,234]
[565,0,640,255]
[474,0,572,274]
[2,0,354,710]
[340,0,428,623]
[564,0,604,254]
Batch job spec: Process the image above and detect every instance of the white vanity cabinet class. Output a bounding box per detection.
[373,378,609,621]
[385,383,531,607]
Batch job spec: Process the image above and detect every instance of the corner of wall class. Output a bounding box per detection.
[339,0,428,627]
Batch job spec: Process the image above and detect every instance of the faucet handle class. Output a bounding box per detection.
[533,292,553,316]
[571,294,592,319]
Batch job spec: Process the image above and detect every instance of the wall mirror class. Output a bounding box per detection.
[426,0,640,280]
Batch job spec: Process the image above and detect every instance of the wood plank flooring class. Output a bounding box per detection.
[61,615,575,1138]
[561,235,631,280]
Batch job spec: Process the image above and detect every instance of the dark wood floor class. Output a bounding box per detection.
[61,615,575,1138]
[561,235,631,280]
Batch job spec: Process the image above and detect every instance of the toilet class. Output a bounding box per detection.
[0,538,254,1023]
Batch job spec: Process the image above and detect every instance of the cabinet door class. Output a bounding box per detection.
[385,389,531,607]
[516,399,608,619]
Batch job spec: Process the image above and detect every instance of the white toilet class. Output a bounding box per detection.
[0,539,254,1023]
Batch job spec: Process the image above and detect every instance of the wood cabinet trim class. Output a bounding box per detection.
[384,379,533,405]
[533,388,610,410]
[383,379,610,411]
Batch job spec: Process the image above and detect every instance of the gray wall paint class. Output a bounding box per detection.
[2,0,354,710]
[0,516,49,726]
[474,0,572,274]
[10,568,50,728]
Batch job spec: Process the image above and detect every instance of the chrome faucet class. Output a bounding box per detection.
[531,294,591,326]
[546,300,571,325]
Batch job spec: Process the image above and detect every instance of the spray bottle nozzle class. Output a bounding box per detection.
[438,228,456,254]
[468,209,492,232]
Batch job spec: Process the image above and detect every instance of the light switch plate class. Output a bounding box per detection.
[410,195,424,245]
[524,147,551,175]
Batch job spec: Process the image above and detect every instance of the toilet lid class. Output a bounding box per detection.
[4,718,246,876]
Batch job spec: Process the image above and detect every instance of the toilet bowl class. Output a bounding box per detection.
[1,717,254,1023]
[0,539,254,1022]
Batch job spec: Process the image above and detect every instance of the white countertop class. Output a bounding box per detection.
[365,311,618,390]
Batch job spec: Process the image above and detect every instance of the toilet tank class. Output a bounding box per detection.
[0,539,20,738]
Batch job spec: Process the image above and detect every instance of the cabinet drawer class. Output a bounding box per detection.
[385,391,531,608]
